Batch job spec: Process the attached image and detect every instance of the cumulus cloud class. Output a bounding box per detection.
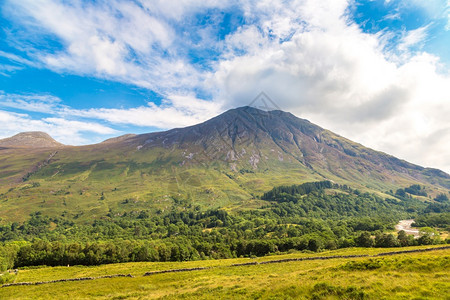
[3,0,215,95]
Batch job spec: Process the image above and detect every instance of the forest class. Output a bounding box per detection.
[1,181,448,270]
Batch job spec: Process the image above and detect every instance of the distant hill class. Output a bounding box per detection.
[0,106,448,222]
[0,131,64,148]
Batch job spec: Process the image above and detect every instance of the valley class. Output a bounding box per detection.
[0,107,449,298]
[0,107,448,223]
[2,1,449,298]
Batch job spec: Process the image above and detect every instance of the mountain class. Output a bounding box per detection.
[0,106,448,222]
[0,131,64,148]
[102,106,450,187]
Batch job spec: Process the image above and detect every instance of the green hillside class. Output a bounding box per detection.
[0,107,449,224]
[0,107,449,273]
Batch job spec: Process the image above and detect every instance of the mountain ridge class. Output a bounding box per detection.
[0,106,448,222]
[1,107,448,181]
[2,107,448,180]
[103,106,448,181]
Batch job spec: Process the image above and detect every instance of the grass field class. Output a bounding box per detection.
[1,245,448,299]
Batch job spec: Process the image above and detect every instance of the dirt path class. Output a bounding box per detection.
[395,219,420,237]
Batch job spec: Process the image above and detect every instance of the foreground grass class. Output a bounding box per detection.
[1,245,449,299]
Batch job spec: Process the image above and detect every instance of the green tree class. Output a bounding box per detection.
[308,238,322,252]
[375,233,399,247]
[356,231,374,247]
[397,230,415,247]
[434,193,449,203]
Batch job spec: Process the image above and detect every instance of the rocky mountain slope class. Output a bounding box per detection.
[105,106,450,187]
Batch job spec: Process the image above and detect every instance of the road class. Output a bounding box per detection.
[395,219,420,237]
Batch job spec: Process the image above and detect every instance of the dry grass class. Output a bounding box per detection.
[1,246,448,299]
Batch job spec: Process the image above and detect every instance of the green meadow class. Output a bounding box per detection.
[1,246,448,299]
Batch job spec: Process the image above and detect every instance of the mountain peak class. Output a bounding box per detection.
[226,105,292,116]
[0,131,64,148]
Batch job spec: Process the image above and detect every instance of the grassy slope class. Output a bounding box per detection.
[1,246,448,299]
[2,142,448,224]
[1,107,450,224]
[0,144,326,223]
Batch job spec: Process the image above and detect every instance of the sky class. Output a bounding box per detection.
[0,0,449,173]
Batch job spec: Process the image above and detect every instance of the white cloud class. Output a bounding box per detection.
[398,25,429,51]
[0,64,23,76]
[383,12,401,21]
[301,52,450,173]
[0,110,117,145]
[43,118,117,135]
[0,91,63,113]
[447,0,450,30]
[0,50,35,66]
[406,0,448,19]
[0,90,222,130]
[62,94,222,128]
[0,50,36,75]
[137,0,230,21]
[4,0,213,95]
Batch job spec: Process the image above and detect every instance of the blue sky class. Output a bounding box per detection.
[0,0,449,173]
